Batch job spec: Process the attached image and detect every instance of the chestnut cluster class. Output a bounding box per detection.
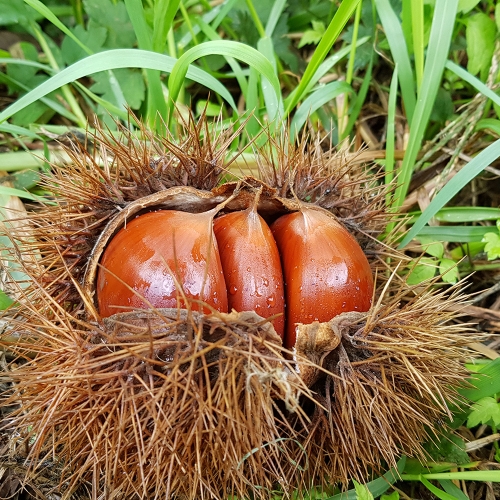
[97,203,373,348]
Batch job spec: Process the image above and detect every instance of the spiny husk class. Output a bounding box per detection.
[289,279,476,488]
[2,299,309,499]
[0,113,481,499]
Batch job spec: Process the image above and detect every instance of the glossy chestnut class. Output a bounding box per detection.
[96,210,228,317]
[271,207,373,348]
[214,208,285,338]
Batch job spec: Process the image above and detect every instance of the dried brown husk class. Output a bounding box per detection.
[0,114,480,499]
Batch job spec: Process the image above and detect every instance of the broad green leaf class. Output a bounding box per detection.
[2,1,37,24]
[458,0,481,13]
[6,42,39,85]
[399,138,500,247]
[467,397,500,427]
[61,25,106,65]
[90,68,145,110]
[84,0,136,49]
[460,358,500,402]
[352,480,373,500]
[420,240,444,258]
[449,241,485,260]
[0,49,237,124]
[0,289,15,310]
[496,3,500,32]
[466,13,496,76]
[0,70,78,123]
[423,432,469,465]
[298,21,325,48]
[439,258,459,283]
[406,257,437,285]
[483,231,500,260]
[380,492,399,500]
[9,169,40,190]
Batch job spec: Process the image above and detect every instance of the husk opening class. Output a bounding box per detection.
[0,114,482,499]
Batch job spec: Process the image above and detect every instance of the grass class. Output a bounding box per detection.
[1,0,500,498]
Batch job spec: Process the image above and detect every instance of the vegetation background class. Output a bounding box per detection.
[2,0,500,498]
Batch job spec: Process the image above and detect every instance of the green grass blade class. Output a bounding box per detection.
[257,37,283,122]
[438,480,470,500]
[0,72,79,123]
[401,471,500,481]
[24,0,126,126]
[30,22,88,127]
[412,0,425,90]
[178,0,236,49]
[286,37,369,107]
[433,206,500,222]
[0,49,237,124]
[415,225,498,242]
[399,137,500,247]
[265,0,287,37]
[327,456,406,499]
[0,186,46,202]
[153,0,181,53]
[245,0,266,38]
[374,0,416,123]
[0,58,55,73]
[167,41,276,118]
[386,64,399,194]
[0,151,46,170]
[0,124,42,140]
[420,477,459,500]
[475,118,500,135]
[446,60,500,107]
[24,0,92,55]
[283,0,361,117]
[124,0,167,130]
[392,0,459,214]
[290,81,353,138]
[74,81,137,122]
[125,0,153,50]
[211,0,239,30]
[196,18,248,96]
[245,67,261,138]
[338,0,362,140]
